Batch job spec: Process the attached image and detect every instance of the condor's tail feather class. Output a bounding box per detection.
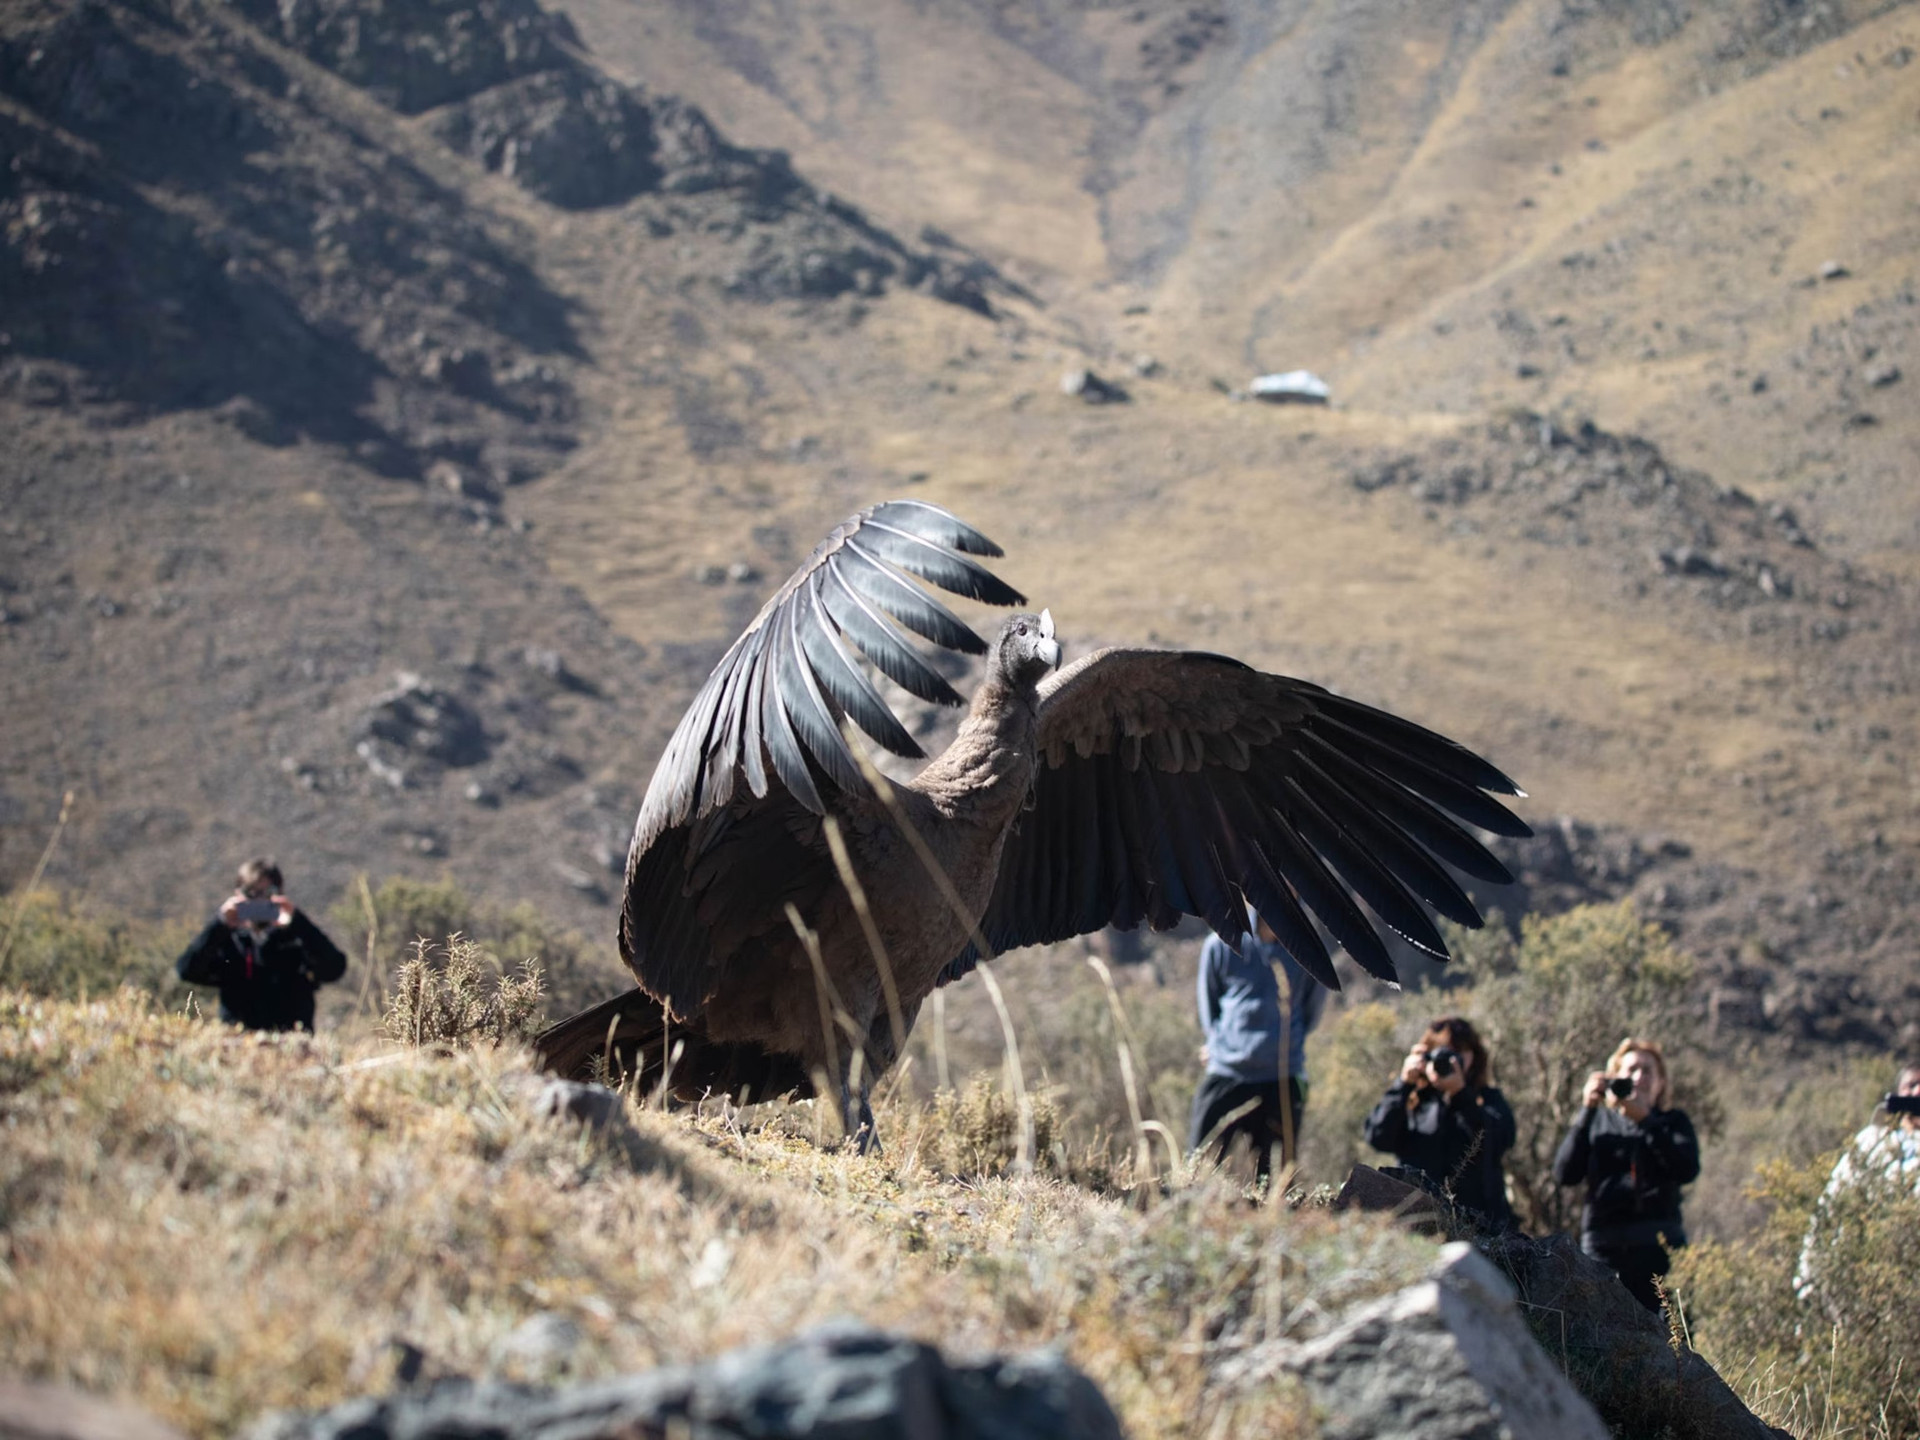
[533,988,815,1103]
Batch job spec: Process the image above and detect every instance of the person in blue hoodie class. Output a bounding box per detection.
[1189,908,1327,1184]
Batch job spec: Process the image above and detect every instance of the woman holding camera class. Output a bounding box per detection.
[1363,1015,1517,1231]
[1553,1037,1699,1312]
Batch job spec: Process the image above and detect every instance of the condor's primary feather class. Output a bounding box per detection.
[535,500,1530,1144]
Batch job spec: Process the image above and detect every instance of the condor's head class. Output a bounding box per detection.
[991,609,1062,691]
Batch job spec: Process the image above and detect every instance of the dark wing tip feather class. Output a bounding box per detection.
[964,649,1535,1000]
[839,543,993,655]
[1315,691,1527,799]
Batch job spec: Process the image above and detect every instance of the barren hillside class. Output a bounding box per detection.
[2,0,1917,1046]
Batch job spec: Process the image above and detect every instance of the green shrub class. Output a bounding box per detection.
[1296,998,1411,1188]
[1685,1050,1889,1242]
[1672,1150,1920,1438]
[0,888,187,1001]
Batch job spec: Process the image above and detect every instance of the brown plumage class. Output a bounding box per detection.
[534,500,1530,1143]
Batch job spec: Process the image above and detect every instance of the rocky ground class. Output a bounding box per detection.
[0,0,1010,947]
[1349,411,1920,1050]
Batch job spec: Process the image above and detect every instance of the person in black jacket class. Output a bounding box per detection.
[176,858,347,1032]
[1553,1036,1700,1312]
[1363,1015,1517,1231]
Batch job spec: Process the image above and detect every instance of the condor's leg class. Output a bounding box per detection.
[838,1044,882,1155]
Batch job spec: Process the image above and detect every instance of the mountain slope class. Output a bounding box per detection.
[1,0,1915,1046]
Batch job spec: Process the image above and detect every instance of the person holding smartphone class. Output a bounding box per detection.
[1795,1062,1920,1302]
[1552,1036,1700,1312]
[175,857,347,1032]
[1363,1015,1517,1231]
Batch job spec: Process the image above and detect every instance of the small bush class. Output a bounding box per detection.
[900,942,1199,1182]
[1684,1049,1889,1241]
[936,1076,1059,1177]
[1296,999,1410,1188]
[335,874,622,1017]
[1672,1149,1920,1438]
[385,935,546,1049]
[0,887,187,1001]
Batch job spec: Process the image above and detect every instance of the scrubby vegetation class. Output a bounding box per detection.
[0,887,191,1002]
[385,935,547,1050]
[1675,1153,1920,1439]
[331,874,625,1021]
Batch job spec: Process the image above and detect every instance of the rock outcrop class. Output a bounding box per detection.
[1286,1242,1610,1440]
[1333,1166,1788,1440]
[0,0,1008,487]
[1483,1230,1790,1440]
[245,1322,1124,1440]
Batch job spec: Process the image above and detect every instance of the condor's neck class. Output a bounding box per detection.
[911,672,1040,825]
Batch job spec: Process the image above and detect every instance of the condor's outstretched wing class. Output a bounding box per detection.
[944,649,1529,990]
[623,499,1022,1017]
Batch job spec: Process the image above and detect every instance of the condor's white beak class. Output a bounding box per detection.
[1037,608,1061,668]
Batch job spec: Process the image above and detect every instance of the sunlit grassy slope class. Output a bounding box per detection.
[0,987,1435,1439]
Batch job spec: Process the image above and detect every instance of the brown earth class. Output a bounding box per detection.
[1,0,1917,1048]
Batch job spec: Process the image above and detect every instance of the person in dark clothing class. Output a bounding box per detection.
[176,858,347,1032]
[1189,911,1327,1184]
[1363,1015,1517,1231]
[1553,1036,1699,1312]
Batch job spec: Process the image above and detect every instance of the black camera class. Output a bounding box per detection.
[1883,1093,1920,1118]
[1608,1077,1635,1100]
[1427,1045,1461,1079]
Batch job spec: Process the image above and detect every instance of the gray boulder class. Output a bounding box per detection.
[1286,1242,1610,1440]
[1481,1231,1790,1440]
[1327,1169,1787,1439]
[244,1321,1124,1440]
[1060,368,1128,404]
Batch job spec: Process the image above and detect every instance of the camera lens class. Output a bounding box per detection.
[1608,1077,1635,1099]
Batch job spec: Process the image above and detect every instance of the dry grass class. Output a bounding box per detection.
[0,985,1440,1439]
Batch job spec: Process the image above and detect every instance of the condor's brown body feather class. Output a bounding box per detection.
[535,501,1529,1145]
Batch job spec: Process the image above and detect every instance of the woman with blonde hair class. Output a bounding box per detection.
[1553,1036,1700,1311]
